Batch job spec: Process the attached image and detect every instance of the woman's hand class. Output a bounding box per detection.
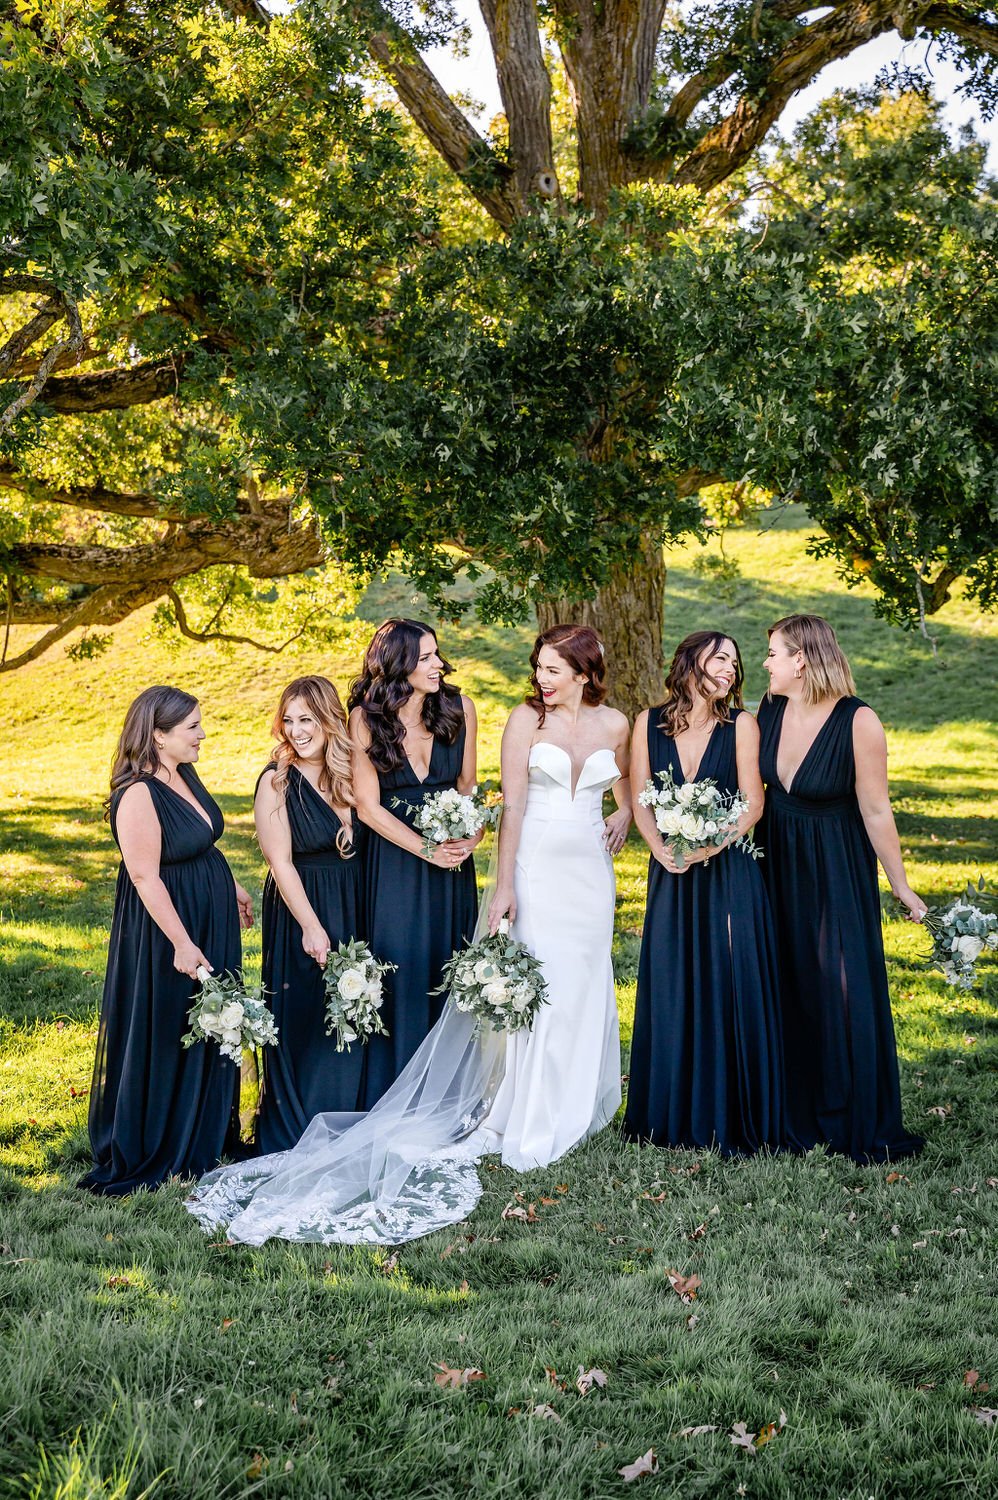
[174,939,212,979]
[661,844,713,876]
[603,807,631,856]
[302,922,331,966]
[234,883,254,929]
[892,882,928,922]
[427,841,468,870]
[488,885,516,934]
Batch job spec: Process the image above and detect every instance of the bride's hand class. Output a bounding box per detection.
[603,807,631,856]
[488,886,516,934]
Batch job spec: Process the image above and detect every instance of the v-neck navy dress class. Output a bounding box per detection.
[623,709,784,1154]
[256,764,366,1153]
[81,765,241,1195]
[361,721,478,1105]
[757,694,922,1162]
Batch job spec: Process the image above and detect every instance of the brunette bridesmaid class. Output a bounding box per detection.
[81,687,253,1195]
[624,632,784,1154]
[348,619,480,1104]
[758,614,925,1162]
[254,677,365,1152]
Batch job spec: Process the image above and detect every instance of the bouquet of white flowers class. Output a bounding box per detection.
[322,939,395,1051]
[637,767,760,870]
[183,967,279,1064]
[394,782,502,862]
[918,879,997,990]
[433,919,548,1034]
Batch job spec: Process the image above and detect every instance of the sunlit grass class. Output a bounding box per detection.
[1,511,996,1497]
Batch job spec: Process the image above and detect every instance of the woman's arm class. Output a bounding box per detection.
[254,770,330,965]
[115,783,211,978]
[348,708,465,870]
[853,707,927,921]
[603,708,632,854]
[487,706,534,931]
[630,711,670,868]
[661,713,762,875]
[457,695,478,794]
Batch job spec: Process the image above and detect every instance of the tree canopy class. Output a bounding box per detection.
[1,0,995,706]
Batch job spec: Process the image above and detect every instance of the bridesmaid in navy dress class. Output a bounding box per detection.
[254,676,365,1152]
[624,632,784,1154]
[348,619,480,1104]
[81,687,254,1195]
[758,613,925,1162]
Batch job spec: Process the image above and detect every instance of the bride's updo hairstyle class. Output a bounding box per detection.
[527,623,607,725]
[768,613,855,705]
[348,618,464,772]
[105,684,198,817]
[270,676,355,855]
[661,630,745,738]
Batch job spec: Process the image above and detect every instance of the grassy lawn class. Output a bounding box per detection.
[1,513,996,1499]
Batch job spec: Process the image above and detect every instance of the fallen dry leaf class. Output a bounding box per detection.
[729,1411,787,1453]
[219,1318,235,1331]
[545,1367,568,1391]
[964,1370,981,1388]
[458,1279,470,1294]
[381,1251,400,1274]
[246,1454,268,1481]
[686,1313,699,1331]
[576,1366,608,1396]
[677,1424,718,1438]
[640,1190,667,1203]
[105,1276,130,1289]
[886,1171,910,1185]
[501,1201,538,1223]
[433,1363,486,1389]
[530,1403,561,1422]
[618,1449,659,1482]
[729,1422,757,1454]
[540,1197,558,1206]
[555,1183,569,1194]
[926,1104,952,1119]
[665,1269,702,1303]
[972,1407,998,1426]
[688,1222,708,1241]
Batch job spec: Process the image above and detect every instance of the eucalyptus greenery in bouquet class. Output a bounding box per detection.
[322,939,395,1052]
[917,879,997,990]
[433,919,548,1034]
[637,767,759,870]
[393,782,501,862]
[183,967,278,1064]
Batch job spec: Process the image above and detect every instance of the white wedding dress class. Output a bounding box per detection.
[185,743,622,1244]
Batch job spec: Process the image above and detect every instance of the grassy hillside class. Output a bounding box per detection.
[1,512,996,1499]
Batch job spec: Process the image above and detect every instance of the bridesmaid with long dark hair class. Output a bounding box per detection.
[81,687,253,1195]
[254,677,365,1152]
[624,632,784,1154]
[348,619,480,1103]
[758,613,924,1162]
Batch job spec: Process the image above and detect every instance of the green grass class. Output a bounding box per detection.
[1,512,997,1499]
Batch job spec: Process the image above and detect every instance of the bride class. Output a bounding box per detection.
[185,624,631,1244]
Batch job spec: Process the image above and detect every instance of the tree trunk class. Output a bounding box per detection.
[535,535,666,721]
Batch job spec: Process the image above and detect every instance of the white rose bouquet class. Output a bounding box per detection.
[917,879,997,990]
[393,782,501,863]
[433,920,548,1034]
[322,939,396,1051]
[183,967,278,1064]
[637,767,760,870]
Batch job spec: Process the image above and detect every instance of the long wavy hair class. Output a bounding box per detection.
[660,631,745,737]
[105,685,199,818]
[526,623,607,726]
[269,676,355,855]
[768,613,855,705]
[348,618,463,773]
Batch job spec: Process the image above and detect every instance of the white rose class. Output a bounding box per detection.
[473,958,497,985]
[986,931,998,949]
[337,967,366,1001]
[679,814,705,842]
[221,1028,243,1050]
[217,1001,244,1030]
[676,782,697,805]
[482,979,511,1007]
[954,934,984,962]
[339,1026,357,1043]
[511,984,533,1012]
[656,807,683,835]
[703,820,718,836]
[363,980,383,1006]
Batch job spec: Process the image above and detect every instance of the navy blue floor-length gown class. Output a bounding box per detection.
[757,694,922,1162]
[81,765,241,1195]
[362,722,477,1105]
[257,765,366,1153]
[623,709,784,1154]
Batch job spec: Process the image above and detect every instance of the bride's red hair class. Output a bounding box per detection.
[527,624,607,724]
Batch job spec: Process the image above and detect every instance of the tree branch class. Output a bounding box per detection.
[364,4,519,229]
[0,463,185,520]
[0,581,164,673]
[0,276,85,432]
[30,353,189,414]
[165,586,323,653]
[479,0,560,208]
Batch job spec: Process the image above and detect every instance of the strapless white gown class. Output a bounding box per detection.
[184,743,622,1244]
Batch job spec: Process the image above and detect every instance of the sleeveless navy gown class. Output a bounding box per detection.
[256,765,366,1153]
[757,695,922,1162]
[81,765,241,1195]
[361,722,478,1105]
[624,709,784,1154]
